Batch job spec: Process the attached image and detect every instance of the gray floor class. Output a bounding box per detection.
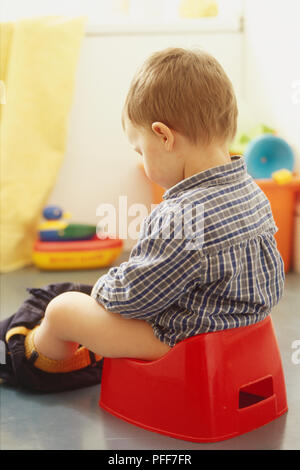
[0,253,299,450]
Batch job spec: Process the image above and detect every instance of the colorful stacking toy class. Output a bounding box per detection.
[32,205,123,270]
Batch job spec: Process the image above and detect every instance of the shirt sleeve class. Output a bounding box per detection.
[90,208,202,320]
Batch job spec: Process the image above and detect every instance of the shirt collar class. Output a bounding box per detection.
[162,155,246,200]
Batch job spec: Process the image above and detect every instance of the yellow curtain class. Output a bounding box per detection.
[0,16,86,272]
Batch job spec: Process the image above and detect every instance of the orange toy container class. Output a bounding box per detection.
[99,316,288,442]
[255,178,300,273]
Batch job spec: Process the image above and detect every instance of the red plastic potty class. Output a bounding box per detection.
[99,316,288,442]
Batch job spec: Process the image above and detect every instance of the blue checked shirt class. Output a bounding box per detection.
[91,156,285,347]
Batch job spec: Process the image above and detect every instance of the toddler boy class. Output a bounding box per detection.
[0,48,284,391]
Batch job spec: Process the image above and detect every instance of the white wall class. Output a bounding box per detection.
[0,0,126,21]
[243,0,300,171]
[0,0,243,23]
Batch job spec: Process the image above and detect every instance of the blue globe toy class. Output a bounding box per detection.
[244,134,295,179]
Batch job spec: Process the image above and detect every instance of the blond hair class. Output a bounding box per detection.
[123,47,238,145]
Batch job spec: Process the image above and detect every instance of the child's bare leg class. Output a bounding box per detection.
[33,291,171,362]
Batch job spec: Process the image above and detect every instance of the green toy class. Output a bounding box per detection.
[230,124,276,155]
[38,205,96,241]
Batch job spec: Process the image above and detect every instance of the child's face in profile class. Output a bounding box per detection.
[123,114,184,190]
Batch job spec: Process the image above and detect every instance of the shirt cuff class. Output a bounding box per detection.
[90,276,106,299]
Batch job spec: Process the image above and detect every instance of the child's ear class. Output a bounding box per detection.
[151,122,175,151]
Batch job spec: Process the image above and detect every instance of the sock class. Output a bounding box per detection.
[23,326,102,374]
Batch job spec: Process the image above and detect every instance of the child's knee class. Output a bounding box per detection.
[44,291,83,333]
